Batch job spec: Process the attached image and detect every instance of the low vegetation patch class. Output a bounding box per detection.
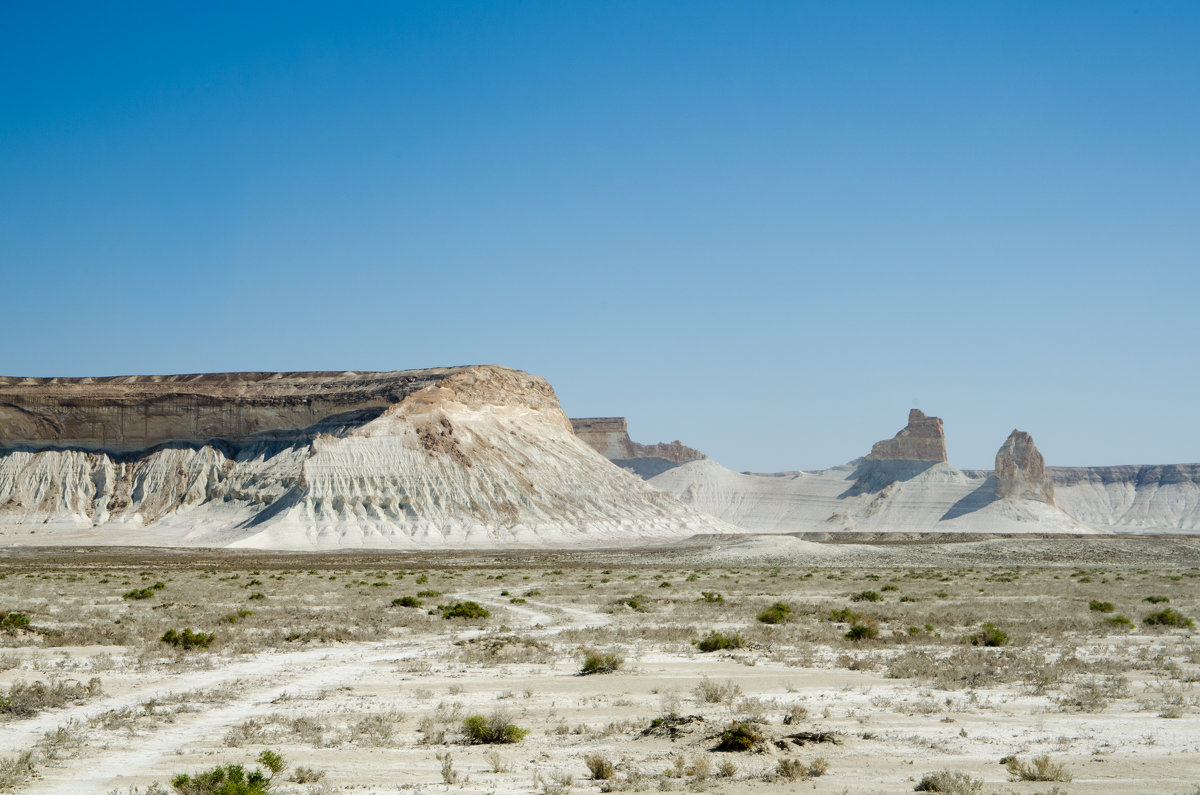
[0,613,31,632]
[914,769,983,793]
[775,757,828,780]
[123,582,164,600]
[1003,754,1072,782]
[757,602,792,624]
[1144,595,1170,604]
[966,622,1009,647]
[714,721,762,752]
[584,754,615,780]
[851,590,882,602]
[0,677,102,717]
[696,630,744,652]
[161,628,214,650]
[579,649,624,675]
[1144,607,1193,627]
[462,712,528,744]
[1088,600,1115,613]
[845,623,879,641]
[440,601,490,620]
[172,749,285,794]
[390,596,422,608]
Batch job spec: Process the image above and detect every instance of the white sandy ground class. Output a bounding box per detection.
[2,582,1200,794]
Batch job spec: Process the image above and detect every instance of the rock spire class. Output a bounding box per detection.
[867,409,948,462]
[995,429,1055,504]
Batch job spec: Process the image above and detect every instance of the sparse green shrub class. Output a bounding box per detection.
[623,595,648,612]
[758,602,792,624]
[580,649,624,675]
[845,623,879,641]
[247,593,265,601]
[1088,600,1115,613]
[827,607,863,623]
[1144,595,1170,604]
[171,750,284,794]
[699,591,724,603]
[851,590,882,602]
[1144,607,1194,627]
[1004,754,1072,782]
[509,597,526,604]
[391,596,422,608]
[0,613,31,632]
[658,581,672,588]
[462,712,528,744]
[161,628,214,650]
[697,630,744,652]
[694,677,741,704]
[584,754,614,780]
[914,769,983,793]
[715,721,761,752]
[441,601,489,620]
[1104,614,1134,628]
[966,622,1009,647]
[416,589,442,598]
[123,587,156,600]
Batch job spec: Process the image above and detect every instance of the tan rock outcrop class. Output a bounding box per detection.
[570,417,705,464]
[995,429,1055,504]
[867,409,948,462]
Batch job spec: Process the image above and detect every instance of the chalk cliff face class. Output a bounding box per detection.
[867,410,948,462]
[0,366,733,549]
[1049,464,1200,531]
[570,417,705,478]
[995,430,1055,504]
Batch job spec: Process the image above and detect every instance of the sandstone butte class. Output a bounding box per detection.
[866,408,948,462]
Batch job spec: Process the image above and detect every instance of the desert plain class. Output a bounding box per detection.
[1,536,1198,795]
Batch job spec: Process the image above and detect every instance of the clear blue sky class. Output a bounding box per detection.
[2,2,1197,471]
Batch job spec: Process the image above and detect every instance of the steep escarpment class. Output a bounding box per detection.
[570,417,705,478]
[1049,463,1200,531]
[995,430,1055,504]
[0,366,732,549]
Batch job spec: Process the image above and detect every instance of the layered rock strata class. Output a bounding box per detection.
[0,366,733,549]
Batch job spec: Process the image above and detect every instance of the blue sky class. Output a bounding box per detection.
[2,2,1197,471]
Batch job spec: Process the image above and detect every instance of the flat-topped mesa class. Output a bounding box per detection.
[866,409,948,462]
[995,429,1055,504]
[570,417,705,464]
[0,365,560,454]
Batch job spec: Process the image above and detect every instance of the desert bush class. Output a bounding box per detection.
[697,630,744,652]
[123,587,156,600]
[851,590,882,602]
[1144,595,1170,604]
[462,712,529,744]
[0,677,102,717]
[966,622,1009,647]
[758,602,792,624]
[1104,614,1134,629]
[1144,608,1194,628]
[714,721,761,752]
[0,750,36,789]
[827,607,863,623]
[699,592,724,603]
[0,612,32,632]
[1004,754,1072,782]
[584,754,615,780]
[161,628,213,650]
[775,757,828,780]
[694,677,741,704]
[580,649,624,675]
[289,767,324,783]
[1088,600,1115,613]
[845,623,878,641]
[441,601,489,620]
[416,589,442,598]
[391,596,422,608]
[913,769,983,793]
[171,749,284,794]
